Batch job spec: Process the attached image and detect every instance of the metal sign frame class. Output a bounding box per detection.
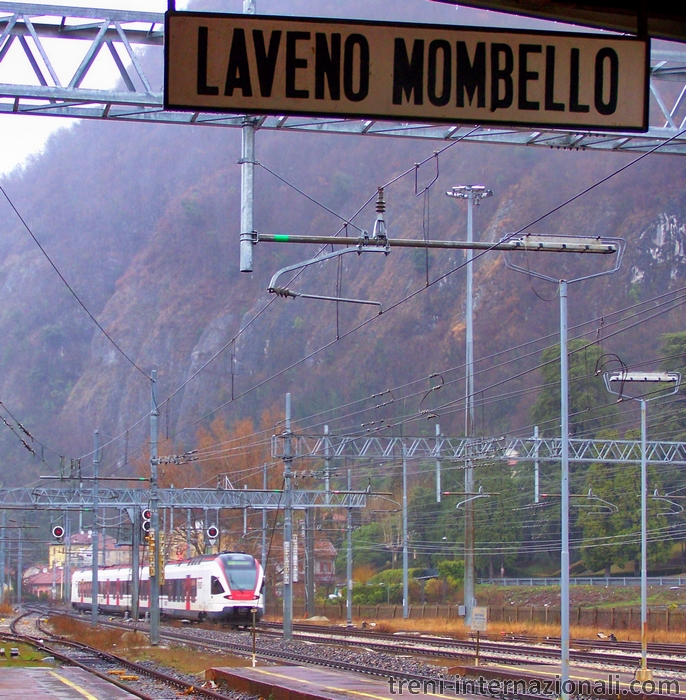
[164,11,649,132]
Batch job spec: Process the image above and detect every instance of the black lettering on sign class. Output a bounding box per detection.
[544,46,564,111]
[594,47,618,115]
[491,43,513,111]
[569,47,589,112]
[197,27,218,95]
[253,30,281,98]
[343,34,369,102]
[286,31,310,99]
[315,33,340,100]
[393,38,424,105]
[224,28,252,96]
[518,44,541,110]
[427,39,451,107]
[456,41,485,108]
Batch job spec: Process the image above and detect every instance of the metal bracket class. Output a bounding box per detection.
[267,247,387,311]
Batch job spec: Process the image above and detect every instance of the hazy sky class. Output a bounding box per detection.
[0,0,184,175]
[0,0,577,176]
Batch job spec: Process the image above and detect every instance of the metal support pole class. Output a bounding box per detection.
[17,524,22,606]
[240,118,256,272]
[435,424,442,503]
[306,508,315,617]
[324,425,331,505]
[132,508,140,621]
[560,280,570,699]
[186,509,191,559]
[464,190,475,627]
[640,398,649,677]
[0,510,5,603]
[534,426,540,504]
[346,462,353,627]
[64,516,71,603]
[239,0,256,272]
[283,393,293,641]
[261,464,267,571]
[402,445,409,619]
[150,370,160,645]
[91,430,99,627]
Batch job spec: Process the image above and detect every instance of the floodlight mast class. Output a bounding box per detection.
[445,184,492,627]
[604,370,681,682]
[504,234,624,700]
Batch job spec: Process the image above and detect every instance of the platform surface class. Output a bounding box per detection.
[212,661,683,700]
[0,667,139,699]
[455,660,681,699]
[210,664,401,700]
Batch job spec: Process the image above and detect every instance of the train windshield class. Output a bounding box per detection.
[218,554,257,591]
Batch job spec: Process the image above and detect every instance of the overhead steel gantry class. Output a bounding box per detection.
[1,2,686,154]
[3,434,680,509]
[0,485,368,510]
[274,434,686,465]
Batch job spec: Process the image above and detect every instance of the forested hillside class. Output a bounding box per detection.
[1,0,686,576]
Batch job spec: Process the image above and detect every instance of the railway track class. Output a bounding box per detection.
[9,609,240,700]
[257,620,686,672]
[37,606,686,700]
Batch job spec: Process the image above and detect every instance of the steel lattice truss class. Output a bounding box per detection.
[0,485,368,510]
[274,434,686,465]
[2,3,686,153]
[1,434,682,509]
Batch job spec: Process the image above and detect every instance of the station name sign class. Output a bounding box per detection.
[164,12,649,132]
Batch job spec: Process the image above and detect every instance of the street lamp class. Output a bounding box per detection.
[604,370,681,682]
[445,184,493,627]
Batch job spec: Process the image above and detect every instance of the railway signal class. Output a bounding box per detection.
[51,524,65,541]
[207,525,219,546]
[142,508,152,533]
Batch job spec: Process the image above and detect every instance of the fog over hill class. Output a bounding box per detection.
[1,0,685,488]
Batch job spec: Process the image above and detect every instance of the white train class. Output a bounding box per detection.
[71,552,264,624]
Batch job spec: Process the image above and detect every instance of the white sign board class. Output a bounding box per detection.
[165,12,649,131]
[471,606,488,632]
[291,535,299,583]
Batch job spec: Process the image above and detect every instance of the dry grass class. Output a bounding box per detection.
[47,614,253,675]
[360,617,686,644]
[0,601,14,615]
[49,615,147,652]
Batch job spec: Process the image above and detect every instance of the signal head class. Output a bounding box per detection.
[51,525,65,540]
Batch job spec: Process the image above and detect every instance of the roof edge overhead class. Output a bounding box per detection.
[430,1,686,42]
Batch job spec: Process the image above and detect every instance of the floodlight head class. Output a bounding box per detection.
[607,372,679,384]
[445,185,493,200]
[604,370,681,401]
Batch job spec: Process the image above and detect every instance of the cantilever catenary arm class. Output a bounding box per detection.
[267,247,388,311]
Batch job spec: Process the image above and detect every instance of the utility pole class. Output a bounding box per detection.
[446,184,492,626]
[261,464,267,571]
[91,430,99,627]
[64,515,71,602]
[131,508,140,621]
[17,521,22,605]
[0,510,5,603]
[346,461,353,627]
[239,0,257,272]
[435,424,442,503]
[283,393,293,641]
[186,509,191,559]
[534,426,540,504]
[305,507,315,617]
[402,445,409,619]
[150,369,160,645]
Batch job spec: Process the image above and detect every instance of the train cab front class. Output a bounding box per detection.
[213,552,264,624]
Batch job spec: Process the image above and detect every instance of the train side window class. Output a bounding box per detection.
[211,576,225,595]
